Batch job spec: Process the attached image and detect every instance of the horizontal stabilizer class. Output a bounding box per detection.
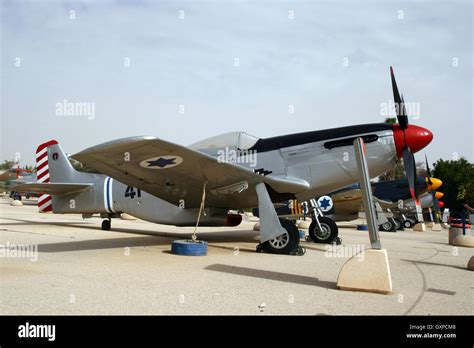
[11,182,92,195]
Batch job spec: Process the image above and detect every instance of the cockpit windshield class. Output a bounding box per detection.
[189,131,259,151]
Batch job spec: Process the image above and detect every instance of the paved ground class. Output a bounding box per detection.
[1,198,473,315]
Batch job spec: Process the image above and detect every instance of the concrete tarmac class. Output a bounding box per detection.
[1,198,473,315]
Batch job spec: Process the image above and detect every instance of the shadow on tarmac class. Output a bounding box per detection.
[205,263,337,289]
[1,217,260,252]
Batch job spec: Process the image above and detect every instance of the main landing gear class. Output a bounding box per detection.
[258,218,301,255]
[254,183,304,255]
[306,199,339,244]
[392,217,404,231]
[403,218,416,229]
[379,217,398,232]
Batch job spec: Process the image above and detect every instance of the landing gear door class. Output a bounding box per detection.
[374,201,388,225]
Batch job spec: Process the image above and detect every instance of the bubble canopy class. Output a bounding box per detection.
[189,131,260,151]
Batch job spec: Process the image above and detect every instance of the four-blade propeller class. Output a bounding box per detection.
[390,66,418,201]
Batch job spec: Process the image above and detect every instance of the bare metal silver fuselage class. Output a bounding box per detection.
[32,126,398,227]
[52,176,232,226]
[199,128,397,203]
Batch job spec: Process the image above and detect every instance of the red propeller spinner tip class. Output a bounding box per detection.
[393,124,433,158]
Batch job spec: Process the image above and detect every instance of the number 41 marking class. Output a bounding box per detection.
[125,186,141,199]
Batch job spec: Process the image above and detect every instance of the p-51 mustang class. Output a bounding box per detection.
[12,67,433,254]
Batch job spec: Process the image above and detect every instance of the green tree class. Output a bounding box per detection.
[0,160,15,170]
[384,117,397,124]
[432,157,474,211]
[0,160,34,171]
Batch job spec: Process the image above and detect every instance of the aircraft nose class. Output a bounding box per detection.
[393,124,433,158]
[428,178,443,191]
[435,191,444,199]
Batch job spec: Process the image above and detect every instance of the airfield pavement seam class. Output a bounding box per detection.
[403,245,440,315]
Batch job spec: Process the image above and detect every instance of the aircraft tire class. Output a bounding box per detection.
[171,240,208,256]
[393,217,404,231]
[101,219,111,231]
[390,218,398,231]
[260,218,300,254]
[403,219,414,229]
[308,217,338,244]
[379,220,393,231]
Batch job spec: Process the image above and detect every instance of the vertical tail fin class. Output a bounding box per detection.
[36,140,77,212]
[36,141,55,212]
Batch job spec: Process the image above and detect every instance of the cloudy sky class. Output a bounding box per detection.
[1,0,473,167]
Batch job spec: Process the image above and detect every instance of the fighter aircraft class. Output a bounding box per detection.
[326,157,444,230]
[264,175,443,234]
[379,191,444,228]
[1,166,34,199]
[380,155,445,227]
[12,67,433,254]
[0,166,33,182]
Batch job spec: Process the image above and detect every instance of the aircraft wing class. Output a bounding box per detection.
[332,188,398,213]
[374,197,398,210]
[331,189,364,214]
[72,136,309,209]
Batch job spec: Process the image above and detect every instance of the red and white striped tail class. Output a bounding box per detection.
[36,140,58,213]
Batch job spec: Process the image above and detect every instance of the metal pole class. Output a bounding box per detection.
[353,137,381,250]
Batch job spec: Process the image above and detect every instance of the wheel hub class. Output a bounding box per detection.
[269,232,289,249]
[315,223,330,239]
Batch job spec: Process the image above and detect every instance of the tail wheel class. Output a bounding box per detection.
[308,217,338,244]
[101,219,111,231]
[260,218,300,255]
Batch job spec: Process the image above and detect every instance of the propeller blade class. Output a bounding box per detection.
[400,94,408,118]
[390,66,408,129]
[390,67,402,105]
[425,154,432,177]
[403,147,417,199]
